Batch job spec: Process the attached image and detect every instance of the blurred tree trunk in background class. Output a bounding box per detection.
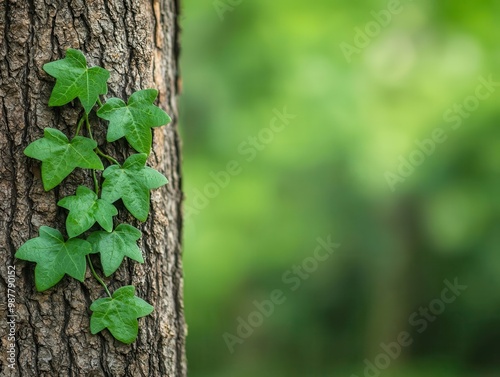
[0,0,185,376]
[366,197,421,360]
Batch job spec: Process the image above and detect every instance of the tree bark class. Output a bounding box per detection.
[0,0,185,376]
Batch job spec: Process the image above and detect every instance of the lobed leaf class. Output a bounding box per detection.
[97,89,171,153]
[58,186,118,238]
[24,128,104,191]
[43,48,110,114]
[15,226,92,291]
[90,285,154,344]
[87,224,143,277]
[101,153,168,221]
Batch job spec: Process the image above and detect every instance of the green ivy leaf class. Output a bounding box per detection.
[97,89,171,153]
[15,226,92,291]
[24,128,104,191]
[58,186,118,238]
[43,48,110,114]
[101,153,168,221]
[90,285,154,344]
[87,224,143,277]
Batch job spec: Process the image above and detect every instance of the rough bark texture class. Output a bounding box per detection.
[0,0,185,376]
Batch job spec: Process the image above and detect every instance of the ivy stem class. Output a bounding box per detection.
[74,116,85,138]
[87,255,112,298]
[85,113,93,139]
[96,148,120,166]
[92,170,99,195]
[85,112,120,166]
[84,103,111,298]
[96,98,103,108]
[84,114,102,195]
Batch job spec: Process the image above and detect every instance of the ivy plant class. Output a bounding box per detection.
[15,48,171,344]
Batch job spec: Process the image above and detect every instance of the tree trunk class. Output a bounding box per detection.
[0,1,185,376]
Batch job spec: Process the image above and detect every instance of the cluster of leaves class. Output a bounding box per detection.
[15,49,171,344]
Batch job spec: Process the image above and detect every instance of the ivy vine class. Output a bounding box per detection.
[15,48,171,344]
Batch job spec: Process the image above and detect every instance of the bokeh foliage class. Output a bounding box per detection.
[180,0,500,375]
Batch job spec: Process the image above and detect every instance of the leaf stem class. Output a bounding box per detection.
[74,116,85,138]
[97,98,103,108]
[92,170,99,195]
[87,255,112,298]
[85,113,120,166]
[85,113,94,139]
[96,148,120,166]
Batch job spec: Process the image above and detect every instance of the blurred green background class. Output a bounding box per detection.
[179,0,500,376]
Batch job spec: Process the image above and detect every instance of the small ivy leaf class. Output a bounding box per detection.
[87,224,143,277]
[97,89,171,153]
[58,186,118,238]
[90,285,154,344]
[24,128,104,191]
[101,153,168,221]
[15,226,92,291]
[43,48,110,114]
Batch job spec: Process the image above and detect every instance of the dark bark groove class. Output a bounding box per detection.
[0,0,185,376]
